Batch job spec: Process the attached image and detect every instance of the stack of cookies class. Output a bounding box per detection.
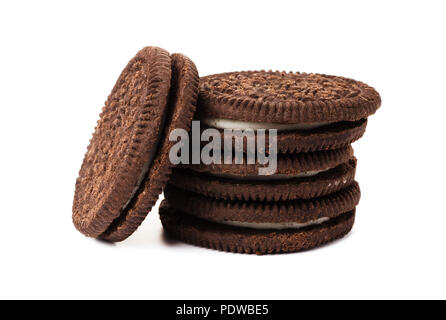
[161,71,381,254]
[72,47,380,254]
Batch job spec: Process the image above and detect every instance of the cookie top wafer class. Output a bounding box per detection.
[198,71,381,124]
[72,47,199,241]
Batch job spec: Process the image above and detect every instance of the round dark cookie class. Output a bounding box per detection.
[160,201,356,255]
[198,70,381,124]
[100,53,199,242]
[72,48,199,241]
[164,181,360,224]
[72,47,172,238]
[184,146,353,176]
[170,159,357,201]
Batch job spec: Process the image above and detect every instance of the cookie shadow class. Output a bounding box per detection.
[95,238,116,246]
[160,229,182,246]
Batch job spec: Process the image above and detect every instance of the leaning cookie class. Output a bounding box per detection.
[160,201,356,255]
[197,71,380,152]
[72,47,199,242]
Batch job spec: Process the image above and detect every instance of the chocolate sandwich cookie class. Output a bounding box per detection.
[170,146,356,201]
[72,47,199,241]
[160,201,356,255]
[170,159,356,201]
[164,181,360,224]
[198,71,381,152]
[185,145,353,176]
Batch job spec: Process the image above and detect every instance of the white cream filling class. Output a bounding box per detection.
[201,117,332,132]
[219,217,330,230]
[209,169,326,181]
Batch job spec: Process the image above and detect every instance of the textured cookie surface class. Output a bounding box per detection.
[73,47,172,238]
[185,146,353,176]
[164,181,360,224]
[73,48,199,241]
[160,202,355,255]
[170,159,357,201]
[207,119,367,153]
[271,119,367,153]
[198,71,381,124]
[100,53,199,242]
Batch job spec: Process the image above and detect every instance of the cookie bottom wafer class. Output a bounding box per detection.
[160,201,355,255]
[275,119,367,153]
[202,119,367,153]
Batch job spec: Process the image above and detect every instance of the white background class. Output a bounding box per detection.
[0,0,445,300]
